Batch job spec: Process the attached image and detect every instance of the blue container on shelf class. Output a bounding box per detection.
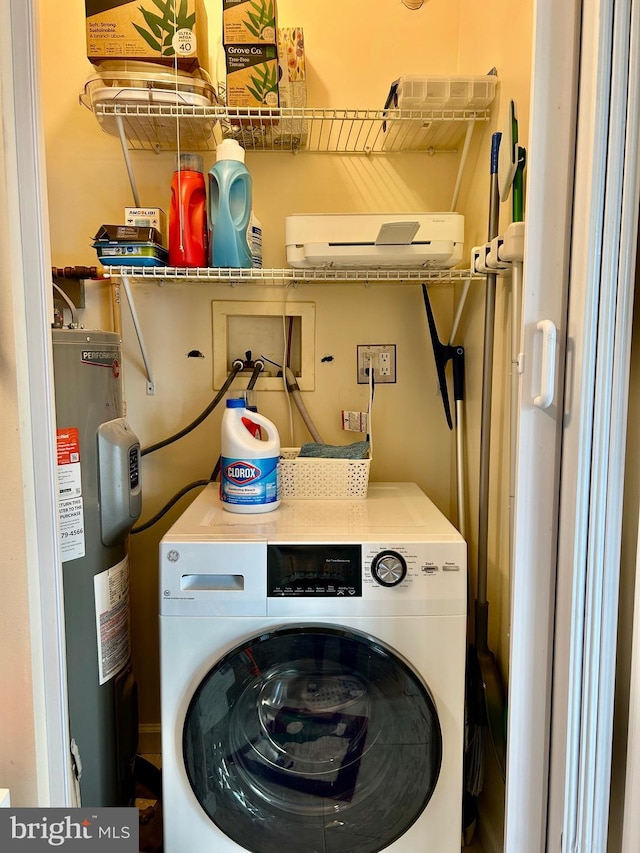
[93,223,168,267]
[208,139,252,268]
[94,242,168,267]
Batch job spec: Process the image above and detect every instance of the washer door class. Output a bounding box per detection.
[183,625,442,853]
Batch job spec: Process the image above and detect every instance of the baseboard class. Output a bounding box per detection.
[138,724,161,756]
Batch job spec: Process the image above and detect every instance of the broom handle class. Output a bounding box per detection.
[477,132,502,613]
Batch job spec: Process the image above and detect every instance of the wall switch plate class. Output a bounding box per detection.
[357,344,397,384]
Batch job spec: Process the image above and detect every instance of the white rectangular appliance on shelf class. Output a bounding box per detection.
[285,212,464,269]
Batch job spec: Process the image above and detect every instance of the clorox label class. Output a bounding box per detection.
[221,455,279,507]
[225,462,260,485]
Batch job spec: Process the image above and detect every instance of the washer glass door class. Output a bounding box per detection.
[183,625,442,853]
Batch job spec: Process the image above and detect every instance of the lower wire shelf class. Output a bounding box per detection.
[105,266,480,285]
[111,265,480,395]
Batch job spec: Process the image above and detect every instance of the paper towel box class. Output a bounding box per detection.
[85,0,208,70]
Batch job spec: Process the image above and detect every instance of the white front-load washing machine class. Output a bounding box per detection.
[159,482,466,853]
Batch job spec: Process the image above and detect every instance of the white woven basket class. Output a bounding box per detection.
[278,447,371,499]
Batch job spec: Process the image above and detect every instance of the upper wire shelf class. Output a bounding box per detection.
[105,266,481,284]
[93,104,491,154]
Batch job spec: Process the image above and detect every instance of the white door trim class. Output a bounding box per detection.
[2,0,71,805]
[504,0,581,848]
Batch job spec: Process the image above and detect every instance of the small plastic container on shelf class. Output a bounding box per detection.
[80,61,219,146]
[384,74,497,111]
[94,242,168,267]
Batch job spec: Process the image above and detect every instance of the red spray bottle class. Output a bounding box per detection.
[168,152,207,267]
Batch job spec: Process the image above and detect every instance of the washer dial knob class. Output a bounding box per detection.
[371,550,407,587]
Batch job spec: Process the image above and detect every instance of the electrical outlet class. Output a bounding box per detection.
[357,344,397,384]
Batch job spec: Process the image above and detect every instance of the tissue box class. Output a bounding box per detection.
[272,27,307,146]
[225,43,279,108]
[85,0,208,70]
[277,27,306,108]
[223,0,278,45]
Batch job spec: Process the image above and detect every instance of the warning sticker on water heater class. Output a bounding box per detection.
[94,556,131,685]
[56,428,85,561]
[56,427,82,498]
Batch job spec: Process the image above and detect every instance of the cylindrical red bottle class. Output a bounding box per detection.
[168,152,207,267]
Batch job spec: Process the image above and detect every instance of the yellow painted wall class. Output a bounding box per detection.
[38,4,532,824]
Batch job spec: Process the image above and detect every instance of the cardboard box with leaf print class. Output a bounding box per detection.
[85,0,209,71]
[224,43,279,109]
[222,0,278,45]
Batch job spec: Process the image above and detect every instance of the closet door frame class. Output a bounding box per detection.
[2,0,71,805]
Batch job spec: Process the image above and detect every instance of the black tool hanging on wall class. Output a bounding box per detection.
[421,283,466,548]
[422,283,465,432]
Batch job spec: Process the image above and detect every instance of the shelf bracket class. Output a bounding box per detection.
[121,275,155,394]
[115,114,140,207]
[450,119,476,212]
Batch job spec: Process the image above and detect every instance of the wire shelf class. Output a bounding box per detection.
[105,266,480,284]
[93,104,491,153]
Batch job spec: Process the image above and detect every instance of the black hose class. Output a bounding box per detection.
[209,360,264,481]
[134,361,264,529]
[247,359,264,390]
[210,457,222,482]
[131,480,210,534]
[141,362,242,457]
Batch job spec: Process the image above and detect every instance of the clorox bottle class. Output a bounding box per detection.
[220,396,280,513]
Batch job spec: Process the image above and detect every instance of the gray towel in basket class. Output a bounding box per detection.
[298,441,370,460]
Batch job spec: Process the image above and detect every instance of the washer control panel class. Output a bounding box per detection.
[267,545,362,597]
[267,543,463,597]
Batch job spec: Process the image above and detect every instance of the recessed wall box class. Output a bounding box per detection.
[285,213,464,269]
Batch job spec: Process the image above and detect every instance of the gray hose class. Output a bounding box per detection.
[285,367,323,443]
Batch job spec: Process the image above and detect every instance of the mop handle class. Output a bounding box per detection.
[477,132,502,607]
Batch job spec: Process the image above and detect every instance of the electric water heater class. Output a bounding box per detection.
[52,329,142,807]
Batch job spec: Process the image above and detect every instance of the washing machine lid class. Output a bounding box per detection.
[182,624,443,853]
[163,482,463,544]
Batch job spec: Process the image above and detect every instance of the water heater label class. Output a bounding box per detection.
[56,428,86,562]
[94,556,131,685]
[58,497,85,562]
[56,427,82,498]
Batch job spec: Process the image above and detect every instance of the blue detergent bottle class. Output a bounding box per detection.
[209,139,252,268]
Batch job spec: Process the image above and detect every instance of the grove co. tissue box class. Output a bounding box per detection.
[225,43,279,108]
